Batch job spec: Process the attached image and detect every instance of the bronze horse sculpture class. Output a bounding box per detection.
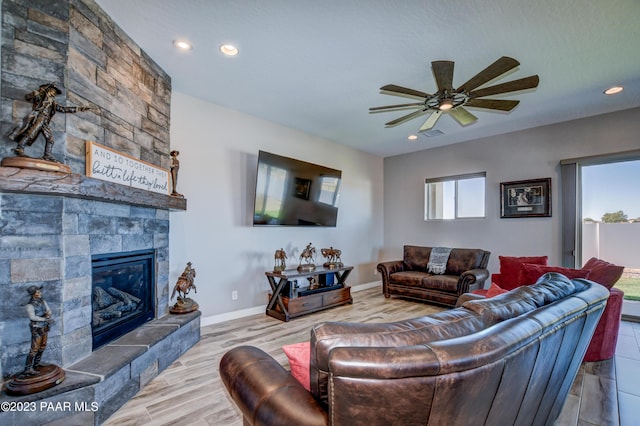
[321,246,343,267]
[297,243,316,271]
[171,262,197,301]
[274,248,287,271]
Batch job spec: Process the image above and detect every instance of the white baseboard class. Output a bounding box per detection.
[200,281,382,327]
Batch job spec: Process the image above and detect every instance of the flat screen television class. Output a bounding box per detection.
[253,150,341,226]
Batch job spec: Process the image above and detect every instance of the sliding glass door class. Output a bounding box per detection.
[563,151,640,321]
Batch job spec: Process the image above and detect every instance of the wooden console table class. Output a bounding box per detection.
[265,265,353,322]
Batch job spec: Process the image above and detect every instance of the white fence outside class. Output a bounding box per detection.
[582,223,640,269]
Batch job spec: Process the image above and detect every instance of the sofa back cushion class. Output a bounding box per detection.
[521,264,590,285]
[447,248,489,275]
[403,245,488,275]
[499,255,548,290]
[403,245,432,271]
[582,257,624,289]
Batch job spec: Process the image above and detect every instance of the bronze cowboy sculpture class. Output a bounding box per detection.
[6,286,65,395]
[170,262,199,314]
[7,83,94,163]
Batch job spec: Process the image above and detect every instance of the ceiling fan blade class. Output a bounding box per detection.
[432,61,455,91]
[369,102,424,112]
[465,98,520,111]
[449,107,477,126]
[384,109,428,127]
[456,56,520,93]
[418,110,443,132]
[380,84,430,100]
[469,75,540,98]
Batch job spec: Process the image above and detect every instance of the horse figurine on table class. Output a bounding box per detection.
[321,246,343,267]
[297,243,316,271]
[274,248,287,272]
[170,262,199,314]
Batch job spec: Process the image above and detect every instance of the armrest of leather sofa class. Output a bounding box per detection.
[458,268,490,294]
[220,346,328,426]
[377,260,404,293]
[455,292,485,307]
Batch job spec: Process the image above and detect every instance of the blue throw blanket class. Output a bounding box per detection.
[427,247,452,275]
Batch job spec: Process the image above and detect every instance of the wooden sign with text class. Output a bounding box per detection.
[85,141,170,195]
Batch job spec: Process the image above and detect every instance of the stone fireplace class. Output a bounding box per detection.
[0,1,199,424]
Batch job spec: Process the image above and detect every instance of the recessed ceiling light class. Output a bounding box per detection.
[604,86,623,95]
[407,135,418,141]
[220,44,239,56]
[173,40,193,51]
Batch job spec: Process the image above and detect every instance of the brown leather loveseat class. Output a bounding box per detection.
[377,245,490,307]
[220,273,608,426]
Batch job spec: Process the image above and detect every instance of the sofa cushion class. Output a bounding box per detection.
[582,257,624,289]
[521,264,590,285]
[499,255,548,290]
[282,342,311,391]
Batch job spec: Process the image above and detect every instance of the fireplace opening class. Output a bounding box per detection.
[91,249,156,350]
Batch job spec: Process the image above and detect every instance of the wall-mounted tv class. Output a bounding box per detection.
[253,151,341,226]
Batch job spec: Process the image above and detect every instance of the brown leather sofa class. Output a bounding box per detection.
[377,245,490,307]
[220,273,608,426]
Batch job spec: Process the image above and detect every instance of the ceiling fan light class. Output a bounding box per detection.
[173,40,193,50]
[604,86,623,95]
[220,44,239,56]
[439,99,453,111]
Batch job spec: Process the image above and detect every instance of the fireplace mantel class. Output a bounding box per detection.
[0,166,187,211]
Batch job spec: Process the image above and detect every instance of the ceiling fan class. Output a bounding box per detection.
[369,56,539,132]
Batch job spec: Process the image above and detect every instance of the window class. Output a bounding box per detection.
[424,172,486,220]
[255,163,288,219]
[318,176,340,206]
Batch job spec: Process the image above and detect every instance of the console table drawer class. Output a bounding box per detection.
[323,287,351,305]
[287,293,323,314]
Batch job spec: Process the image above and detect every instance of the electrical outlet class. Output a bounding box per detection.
[373,268,378,275]
[232,290,238,300]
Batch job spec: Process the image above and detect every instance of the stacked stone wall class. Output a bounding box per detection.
[0,192,170,376]
[0,0,173,379]
[0,0,171,173]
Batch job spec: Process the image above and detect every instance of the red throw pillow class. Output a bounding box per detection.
[521,264,590,285]
[282,342,310,391]
[582,257,624,289]
[486,282,509,298]
[499,256,548,290]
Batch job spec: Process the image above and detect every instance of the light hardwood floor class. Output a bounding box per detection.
[104,286,617,425]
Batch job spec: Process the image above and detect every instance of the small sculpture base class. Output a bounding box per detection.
[297,264,316,272]
[323,262,343,269]
[5,364,65,396]
[170,297,199,314]
[1,156,71,174]
[170,192,184,198]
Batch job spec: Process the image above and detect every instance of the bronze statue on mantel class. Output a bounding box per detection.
[170,262,199,314]
[6,286,65,395]
[321,246,343,268]
[297,242,316,272]
[170,150,184,197]
[3,83,96,174]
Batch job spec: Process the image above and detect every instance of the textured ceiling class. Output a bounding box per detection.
[96,0,640,157]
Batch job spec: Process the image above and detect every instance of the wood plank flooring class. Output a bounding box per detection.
[103,286,617,426]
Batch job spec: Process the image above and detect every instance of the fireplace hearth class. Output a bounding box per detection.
[92,250,156,350]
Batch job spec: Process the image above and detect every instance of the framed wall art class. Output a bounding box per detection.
[294,177,311,200]
[500,177,551,218]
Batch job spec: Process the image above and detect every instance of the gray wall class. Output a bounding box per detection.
[382,107,640,277]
